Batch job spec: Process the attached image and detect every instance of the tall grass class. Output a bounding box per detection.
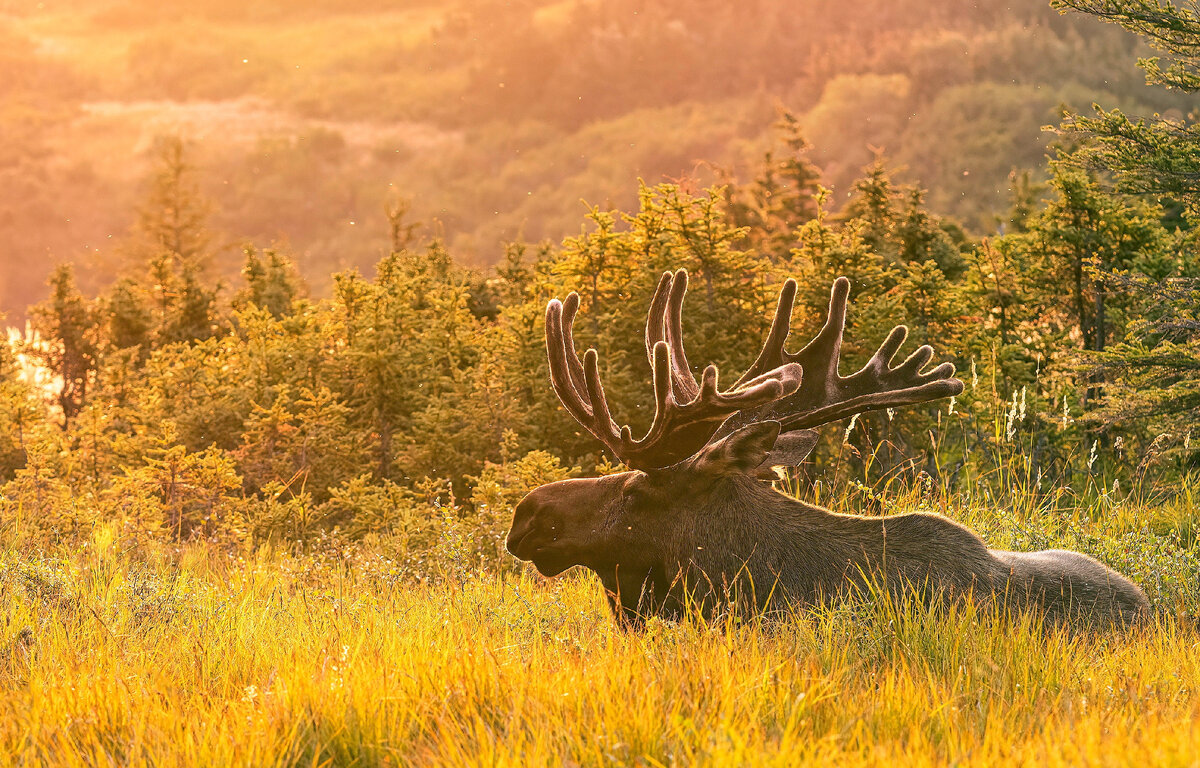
[1,482,1197,767]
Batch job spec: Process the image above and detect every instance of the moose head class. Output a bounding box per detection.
[507,271,966,619]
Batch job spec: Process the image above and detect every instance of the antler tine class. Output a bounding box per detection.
[545,297,589,426]
[895,345,936,378]
[634,341,678,448]
[582,348,619,442]
[789,276,850,391]
[545,295,623,452]
[714,276,962,444]
[644,271,672,364]
[558,293,588,392]
[734,277,799,388]
[645,270,700,401]
[624,349,802,466]
[732,276,851,393]
[545,270,805,470]
[777,336,962,431]
[866,325,910,375]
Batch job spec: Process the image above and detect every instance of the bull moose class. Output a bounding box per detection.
[506,270,1149,626]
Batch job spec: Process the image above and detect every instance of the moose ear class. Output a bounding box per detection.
[750,428,819,479]
[761,429,819,469]
[692,421,782,475]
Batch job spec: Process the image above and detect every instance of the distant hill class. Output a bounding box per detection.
[0,0,1185,315]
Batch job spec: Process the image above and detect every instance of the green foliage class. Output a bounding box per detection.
[234,246,304,319]
[318,474,434,543]
[133,440,246,544]
[724,111,822,261]
[0,343,32,481]
[1055,0,1200,213]
[0,440,78,540]
[105,277,153,354]
[28,265,98,428]
[1053,0,1200,451]
[0,116,1195,587]
[1006,163,1176,357]
[132,136,213,267]
[1090,272,1200,436]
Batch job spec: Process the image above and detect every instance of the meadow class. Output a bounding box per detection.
[2,476,1197,767]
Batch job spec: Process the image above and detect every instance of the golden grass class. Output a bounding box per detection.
[0,536,1196,767]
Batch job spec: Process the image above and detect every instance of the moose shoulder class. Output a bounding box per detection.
[506,271,1150,626]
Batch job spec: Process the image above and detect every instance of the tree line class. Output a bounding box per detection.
[1,0,1198,557]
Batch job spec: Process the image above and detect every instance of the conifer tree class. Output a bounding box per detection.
[788,187,897,365]
[1054,0,1200,444]
[158,265,221,345]
[726,111,822,260]
[1054,0,1200,214]
[30,265,99,428]
[843,159,900,262]
[1092,270,1200,434]
[0,330,37,479]
[235,246,303,318]
[135,136,212,267]
[1022,165,1173,369]
[896,188,967,278]
[1002,169,1044,234]
[329,238,484,483]
[132,136,222,346]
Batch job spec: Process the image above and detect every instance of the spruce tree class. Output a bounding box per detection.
[132,136,222,346]
[1026,165,1172,365]
[843,159,900,263]
[726,111,822,260]
[1054,0,1200,446]
[134,136,212,266]
[30,265,98,429]
[1054,0,1200,214]
[0,329,37,479]
[105,277,153,354]
[235,246,303,319]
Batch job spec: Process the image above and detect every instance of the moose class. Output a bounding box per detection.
[506,271,1150,626]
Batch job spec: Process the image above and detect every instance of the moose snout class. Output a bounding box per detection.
[506,496,539,557]
[505,477,618,576]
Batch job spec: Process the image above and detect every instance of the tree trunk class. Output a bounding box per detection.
[377,411,393,480]
[1073,249,1088,350]
[1089,275,1107,409]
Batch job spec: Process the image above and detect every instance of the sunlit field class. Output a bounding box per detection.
[2,480,1197,767]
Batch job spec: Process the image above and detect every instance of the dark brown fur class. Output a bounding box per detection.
[507,423,1150,626]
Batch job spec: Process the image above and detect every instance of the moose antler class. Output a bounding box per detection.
[715,276,964,438]
[546,270,803,469]
[546,271,964,470]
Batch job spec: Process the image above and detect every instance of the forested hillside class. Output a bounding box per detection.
[0,0,1189,313]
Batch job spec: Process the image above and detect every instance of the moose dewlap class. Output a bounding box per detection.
[506,271,1149,626]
